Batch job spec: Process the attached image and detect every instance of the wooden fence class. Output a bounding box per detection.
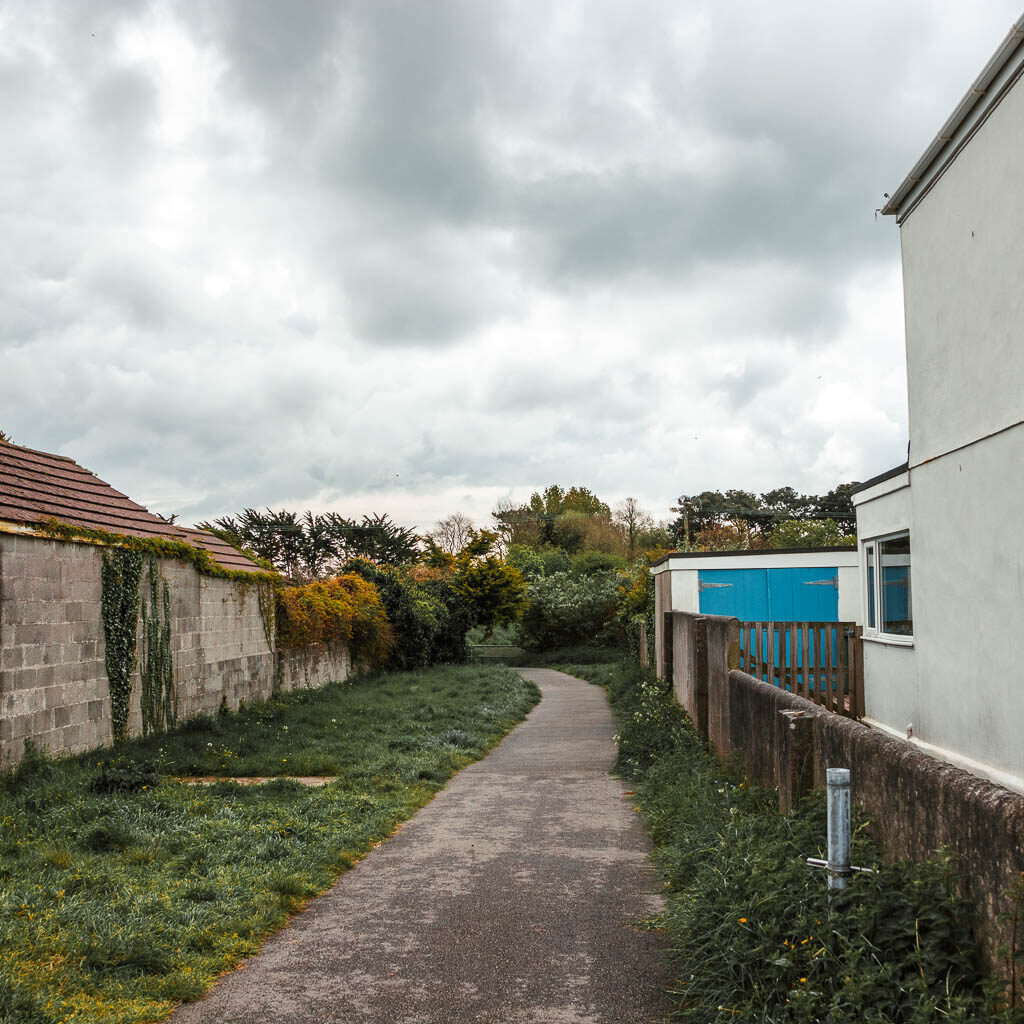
[737,621,864,719]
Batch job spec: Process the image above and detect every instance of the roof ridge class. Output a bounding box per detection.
[1,441,79,465]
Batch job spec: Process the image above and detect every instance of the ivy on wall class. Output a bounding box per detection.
[100,548,144,742]
[257,581,276,651]
[140,558,176,736]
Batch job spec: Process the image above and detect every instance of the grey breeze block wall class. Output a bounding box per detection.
[659,609,1024,975]
[0,533,350,767]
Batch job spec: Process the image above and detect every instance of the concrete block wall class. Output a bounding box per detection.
[0,534,109,761]
[0,534,350,767]
[278,643,351,695]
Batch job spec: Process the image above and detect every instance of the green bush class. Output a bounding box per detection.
[519,570,622,651]
[568,549,627,576]
[537,547,571,576]
[344,561,471,670]
[505,544,545,581]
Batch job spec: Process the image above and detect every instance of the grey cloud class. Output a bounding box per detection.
[185,0,346,120]
[316,1,505,217]
[335,229,515,345]
[87,67,157,157]
[488,364,651,423]
[712,361,786,411]
[4,0,1012,528]
[85,258,179,330]
[280,313,319,337]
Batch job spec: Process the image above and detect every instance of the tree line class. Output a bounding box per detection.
[198,477,858,661]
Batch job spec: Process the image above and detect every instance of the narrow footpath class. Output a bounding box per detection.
[170,669,673,1024]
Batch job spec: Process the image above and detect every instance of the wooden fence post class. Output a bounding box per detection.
[726,618,740,671]
[852,625,865,718]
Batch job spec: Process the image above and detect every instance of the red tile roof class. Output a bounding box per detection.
[0,442,265,574]
[179,528,268,575]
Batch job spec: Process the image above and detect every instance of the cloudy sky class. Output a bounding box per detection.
[2,1,1020,532]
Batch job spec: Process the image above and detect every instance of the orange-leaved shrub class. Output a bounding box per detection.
[275,574,394,669]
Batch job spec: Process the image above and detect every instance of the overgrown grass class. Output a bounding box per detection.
[0,664,539,1024]
[570,661,1021,1024]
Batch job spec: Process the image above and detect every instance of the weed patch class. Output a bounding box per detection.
[572,662,1021,1024]
[0,664,539,1023]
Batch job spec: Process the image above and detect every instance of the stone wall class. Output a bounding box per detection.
[0,533,350,767]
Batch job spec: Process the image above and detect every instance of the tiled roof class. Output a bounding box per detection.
[0,442,265,574]
[179,528,267,575]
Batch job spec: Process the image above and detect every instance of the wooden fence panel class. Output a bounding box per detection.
[737,620,863,720]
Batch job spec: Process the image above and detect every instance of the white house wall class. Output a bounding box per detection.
[657,551,859,572]
[855,482,912,541]
[865,46,1024,786]
[900,73,1024,466]
[671,569,699,614]
[836,566,860,622]
[908,426,1024,780]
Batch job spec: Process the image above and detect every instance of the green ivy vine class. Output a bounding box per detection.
[100,548,144,742]
[140,558,177,737]
[257,580,276,651]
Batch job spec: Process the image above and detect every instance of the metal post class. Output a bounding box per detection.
[826,768,851,893]
[807,768,871,895]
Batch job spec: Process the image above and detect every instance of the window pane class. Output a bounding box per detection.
[865,545,875,628]
[880,534,912,636]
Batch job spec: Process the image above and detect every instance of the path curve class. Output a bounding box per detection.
[170,669,672,1024]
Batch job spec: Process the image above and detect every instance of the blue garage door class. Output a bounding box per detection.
[698,567,839,621]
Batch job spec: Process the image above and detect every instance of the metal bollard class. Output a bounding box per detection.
[826,768,851,892]
[806,767,871,901]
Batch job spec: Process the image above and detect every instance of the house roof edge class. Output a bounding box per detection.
[882,16,1024,221]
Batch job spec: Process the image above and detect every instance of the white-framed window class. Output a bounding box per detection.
[863,532,913,639]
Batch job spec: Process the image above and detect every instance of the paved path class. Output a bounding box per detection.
[171,669,672,1024]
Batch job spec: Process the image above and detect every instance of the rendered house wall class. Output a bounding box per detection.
[857,59,1024,787]
[899,72,1024,468]
[855,481,917,736]
[906,429,1024,782]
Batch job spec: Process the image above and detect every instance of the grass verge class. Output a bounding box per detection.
[0,663,539,1024]
[569,660,1021,1024]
